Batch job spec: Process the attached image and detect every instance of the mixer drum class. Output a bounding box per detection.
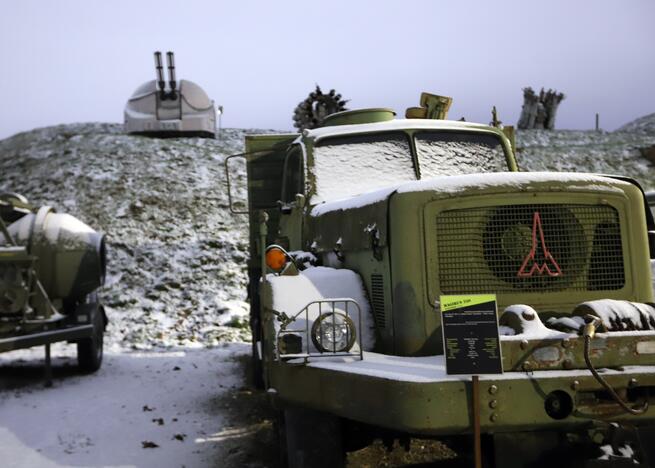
[0,206,106,302]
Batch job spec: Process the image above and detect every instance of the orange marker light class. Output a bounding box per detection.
[266,246,288,272]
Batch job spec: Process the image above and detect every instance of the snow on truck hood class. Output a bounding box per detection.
[311,172,630,216]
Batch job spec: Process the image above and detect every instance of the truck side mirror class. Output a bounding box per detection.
[224,153,249,214]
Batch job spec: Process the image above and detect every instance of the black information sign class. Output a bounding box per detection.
[440,294,503,375]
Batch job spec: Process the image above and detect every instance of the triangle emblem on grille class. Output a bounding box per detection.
[517,212,563,277]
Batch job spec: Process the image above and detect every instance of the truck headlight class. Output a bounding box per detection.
[311,312,356,353]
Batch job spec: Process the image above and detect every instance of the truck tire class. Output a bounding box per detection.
[77,305,104,372]
[283,406,345,468]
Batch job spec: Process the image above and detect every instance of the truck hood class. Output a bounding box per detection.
[308,172,633,254]
[311,172,631,217]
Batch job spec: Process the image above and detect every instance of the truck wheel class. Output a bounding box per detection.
[77,306,104,372]
[283,406,345,468]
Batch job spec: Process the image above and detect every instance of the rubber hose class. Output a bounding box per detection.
[583,335,648,415]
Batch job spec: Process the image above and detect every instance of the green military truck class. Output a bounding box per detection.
[0,193,107,376]
[227,98,655,467]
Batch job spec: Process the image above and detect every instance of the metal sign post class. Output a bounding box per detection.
[472,375,481,468]
[440,294,503,467]
[44,343,52,388]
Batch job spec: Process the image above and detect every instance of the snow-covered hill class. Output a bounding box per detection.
[618,112,655,134]
[516,126,655,190]
[0,124,261,350]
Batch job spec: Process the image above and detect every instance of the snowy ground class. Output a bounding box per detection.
[0,344,279,468]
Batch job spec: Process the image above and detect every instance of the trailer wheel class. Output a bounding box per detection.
[283,406,345,468]
[77,305,105,373]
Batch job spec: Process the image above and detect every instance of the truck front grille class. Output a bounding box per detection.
[435,203,624,294]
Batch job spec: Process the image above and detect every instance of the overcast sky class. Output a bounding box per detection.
[0,0,653,139]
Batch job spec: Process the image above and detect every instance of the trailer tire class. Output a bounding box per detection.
[77,305,105,373]
[284,406,344,468]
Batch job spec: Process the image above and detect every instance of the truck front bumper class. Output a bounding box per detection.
[270,352,655,435]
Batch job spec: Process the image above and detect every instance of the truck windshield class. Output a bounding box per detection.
[312,132,416,203]
[312,130,508,204]
[415,131,507,177]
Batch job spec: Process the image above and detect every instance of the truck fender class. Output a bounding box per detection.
[260,266,376,354]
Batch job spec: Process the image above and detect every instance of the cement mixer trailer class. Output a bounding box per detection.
[0,193,107,379]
